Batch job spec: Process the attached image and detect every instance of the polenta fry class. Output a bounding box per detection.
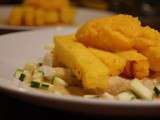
[35,8,45,26]
[59,7,75,24]
[76,14,141,51]
[8,6,24,26]
[118,50,149,79]
[23,6,35,26]
[89,48,126,76]
[54,37,109,92]
[45,11,59,24]
[53,34,76,67]
[134,26,160,51]
[142,46,160,72]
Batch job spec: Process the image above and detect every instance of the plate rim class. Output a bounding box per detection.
[0,27,160,108]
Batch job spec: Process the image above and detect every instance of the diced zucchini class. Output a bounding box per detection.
[31,80,41,88]
[54,39,109,92]
[101,92,115,100]
[31,71,44,88]
[32,70,44,82]
[53,77,68,87]
[83,95,100,99]
[19,73,26,81]
[14,69,24,79]
[14,69,32,82]
[40,83,50,90]
[31,80,50,90]
[23,70,32,83]
[131,79,153,100]
[117,91,136,101]
[154,84,160,96]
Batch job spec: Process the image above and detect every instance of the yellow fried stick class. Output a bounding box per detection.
[59,7,75,24]
[134,26,160,51]
[24,0,70,10]
[89,48,126,76]
[35,8,45,26]
[142,46,160,72]
[76,14,142,51]
[118,50,149,79]
[54,36,109,93]
[45,11,59,25]
[8,6,24,26]
[23,6,35,26]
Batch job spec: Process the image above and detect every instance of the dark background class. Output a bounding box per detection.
[0,91,158,120]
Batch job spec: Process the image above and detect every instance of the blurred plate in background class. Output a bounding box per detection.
[0,5,113,30]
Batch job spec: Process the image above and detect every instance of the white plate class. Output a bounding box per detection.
[0,5,113,30]
[0,27,160,116]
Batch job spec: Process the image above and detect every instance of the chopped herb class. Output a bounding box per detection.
[154,84,160,96]
[31,81,40,88]
[19,74,26,81]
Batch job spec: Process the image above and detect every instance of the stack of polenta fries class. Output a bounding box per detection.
[8,0,75,26]
[54,14,160,93]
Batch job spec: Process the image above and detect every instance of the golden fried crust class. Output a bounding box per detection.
[45,11,59,24]
[76,14,142,52]
[118,50,149,79]
[23,6,35,26]
[141,26,160,41]
[59,6,75,24]
[134,26,160,51]
[133,60,150,79]
[34,8,45,26]
[54,37,109,93]
[142,46,160,72]
[89,48,126,76]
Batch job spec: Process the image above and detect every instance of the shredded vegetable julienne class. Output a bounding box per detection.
[13,42,160,100]
[14,64,160,101]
